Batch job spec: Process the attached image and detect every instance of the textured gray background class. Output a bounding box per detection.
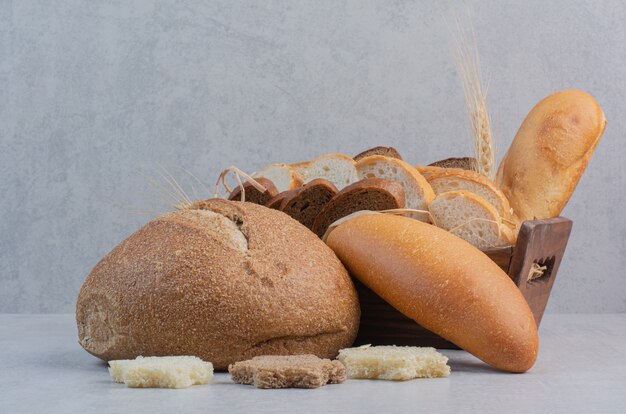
[1,0,624,313]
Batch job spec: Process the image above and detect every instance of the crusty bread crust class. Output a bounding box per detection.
[326,214,538,373]
[425,168,512,218]
[76,200,360,370]
[496,90,606,221]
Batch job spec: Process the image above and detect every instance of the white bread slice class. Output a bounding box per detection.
[428,190,514,250]
[108,356,213,388]
[415,165,444,181]
[253,164,303,193]
[292,153,358,189]
[356,156,435,219]
[425,168,511,218]
[337,345,450,380]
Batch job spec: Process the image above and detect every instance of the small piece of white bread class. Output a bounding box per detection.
[253,164,303,193]
[356,156,435,220]
[337,345,450,380]
[108,356,213,389]
[425,168,512,218]
[292,153,359,190]
[428,190,515,250]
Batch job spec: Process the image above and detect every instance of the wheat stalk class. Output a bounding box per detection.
[454,14,495,180]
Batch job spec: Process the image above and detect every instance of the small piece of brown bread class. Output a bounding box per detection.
[354,146,403,161]
[228,178,278,205]
[280,179,338,229]
[311,178,405,238]
[229,355,346,389]
[265,190,293,210]
[429,157,477,171]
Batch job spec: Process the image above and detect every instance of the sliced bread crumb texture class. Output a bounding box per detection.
[356,155,434,221]
[428,190,514,250]
[426,168,511,217]
[292,153,358,189]
[253,164,303,192]
[280,179,338,229]
[229,355,346,389]
[337,345,450,381]
[311,178,406,238]
[228,177,278,205]
[108,356,213,388]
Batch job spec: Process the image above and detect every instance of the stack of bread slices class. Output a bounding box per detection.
[228,146,516,250]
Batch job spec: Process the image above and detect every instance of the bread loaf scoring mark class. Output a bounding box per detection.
[174,204,249,252]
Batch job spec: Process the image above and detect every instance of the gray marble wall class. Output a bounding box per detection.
[1,1,625,313]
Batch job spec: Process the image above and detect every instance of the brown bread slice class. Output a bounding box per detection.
[354,146,403,161]
[428,157,477,171]
[279,179,338,229]
[311,178,405,237]
[229,355,346,389]
[228,177,278,205]
[265,190,293,210]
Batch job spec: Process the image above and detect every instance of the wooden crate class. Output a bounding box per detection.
[352,217,573,348]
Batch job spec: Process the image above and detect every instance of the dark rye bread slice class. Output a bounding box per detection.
[429,157,477,171]
[279,179,338,229]
[265,190,293,210]
[311,178,405,237]
[228,177,278,205]
[354,146,403,161]
[229,355,346,389]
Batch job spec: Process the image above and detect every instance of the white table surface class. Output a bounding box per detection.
[1,314,625,414]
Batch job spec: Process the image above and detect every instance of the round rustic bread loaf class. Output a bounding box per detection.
[76,199,360,370]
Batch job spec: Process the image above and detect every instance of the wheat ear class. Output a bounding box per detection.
[454,14,495,180]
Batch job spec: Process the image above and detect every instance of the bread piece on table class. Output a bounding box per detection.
[228,177,278,205]
[108,356,213,388]
[356,155,434,220]
[337,345,450,380]
[291,153,358,189]
[353,146,403,161]
[425,168,511,217]
[77,199,360,370]
[253,164,303,193]
[428,190,514,249]
[428,157,477,171]
[325,214,538,373]
[311,178,405,238]
[280,179,338,229]
[496,90,606,221]
[229,355,345,389]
